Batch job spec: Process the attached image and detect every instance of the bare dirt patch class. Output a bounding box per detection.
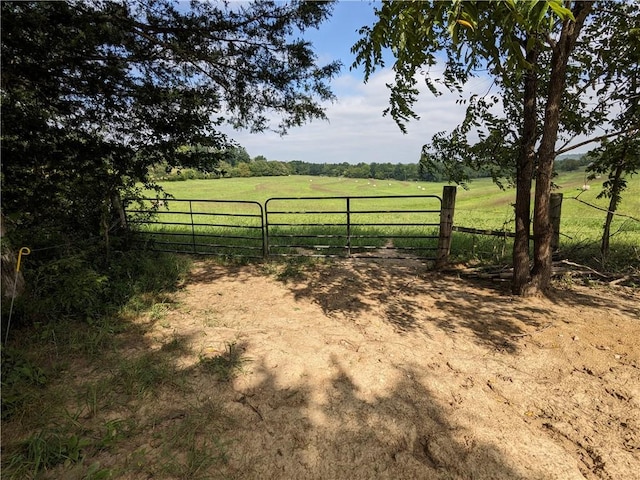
[128,258,639,480]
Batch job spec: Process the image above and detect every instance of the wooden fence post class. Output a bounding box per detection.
[436,186,457,269]
[550,193,563,251]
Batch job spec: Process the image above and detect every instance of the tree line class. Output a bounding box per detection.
[151,147,587,182]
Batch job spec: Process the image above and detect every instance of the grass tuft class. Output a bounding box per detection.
[199,342,249,382]
[6,430,90,478]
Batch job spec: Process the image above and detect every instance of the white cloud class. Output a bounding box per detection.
[215,2,599,164]
[222,68,474,164]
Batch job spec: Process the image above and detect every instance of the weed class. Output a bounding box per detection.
[6,430,90,478]
[98,418,136,450]
[84,462,114,480]
[161,435,227,480]
[160,334,192,355]
[262,258,317,283]
[276,260,309,283]
[127,447,150,472]
[199,342,249,382]
[1,347,48,421]
[22,255,109,322]
[156,405,229,479]
[66,318,122,357]
[201,309,220,327]
[116,352,175,397]
[149,302,171,321]
[79,376,117,420]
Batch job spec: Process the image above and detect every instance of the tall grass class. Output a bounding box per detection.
[1,249,199,479]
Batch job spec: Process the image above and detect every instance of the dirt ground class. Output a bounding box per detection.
[135,259,638,479]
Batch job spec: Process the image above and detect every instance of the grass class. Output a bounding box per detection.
[0,247,252,478]
[199,342,249,382]
[131,171,639,270]
[153,172,639,232]
[0,250,243,479]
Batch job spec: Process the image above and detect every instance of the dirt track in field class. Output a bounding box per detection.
[125,258,638,479]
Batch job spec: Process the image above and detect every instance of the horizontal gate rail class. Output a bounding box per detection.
[127,219,262,229]
[265,195,442,260]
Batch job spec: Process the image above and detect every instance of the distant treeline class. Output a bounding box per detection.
[149,147,588,182]
[554,154,592,172]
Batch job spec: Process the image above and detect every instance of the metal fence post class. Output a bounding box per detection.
[436,186,457,269]
[346,197,351,257]
[263,201,270,259]
[189,200,196,253]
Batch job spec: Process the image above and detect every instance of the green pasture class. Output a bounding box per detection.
[131,171,639,267]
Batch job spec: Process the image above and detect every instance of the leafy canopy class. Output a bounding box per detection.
[1,0,340,242]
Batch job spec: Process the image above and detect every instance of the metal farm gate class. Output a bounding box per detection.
[264,195,442,260]
[125,188,456,263]
[125,199,265,258]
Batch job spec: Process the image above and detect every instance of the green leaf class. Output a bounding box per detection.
[548,0,575,21]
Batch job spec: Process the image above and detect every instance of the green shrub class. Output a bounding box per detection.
[25,255,108,321]
[10,248,191,327]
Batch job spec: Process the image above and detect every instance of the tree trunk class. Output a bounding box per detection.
[512,44,539,295]
[601,161,625,258]
[528,2,593,296]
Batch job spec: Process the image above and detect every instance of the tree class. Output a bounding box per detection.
[586,136,640,258]
[227,147,252,167]
[583,12,640,259]
[350,0,636,295]
[1,0,340,246]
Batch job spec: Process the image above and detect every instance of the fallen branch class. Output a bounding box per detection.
[557,260,609,279]
[609,275,630,286]
[457,263,640,287]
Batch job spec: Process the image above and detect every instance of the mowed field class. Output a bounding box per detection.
[150,171,640,265]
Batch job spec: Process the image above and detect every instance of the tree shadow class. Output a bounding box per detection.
[185,261,259,285]
[96,261,640,479]
[66,333,538,478]
[175,259,640,361]
[286,260,549,352]
[545,284,640,320]
[183,352,548,479]
[8,259,634,479]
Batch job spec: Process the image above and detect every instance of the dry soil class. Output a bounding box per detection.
[136,259,640,479]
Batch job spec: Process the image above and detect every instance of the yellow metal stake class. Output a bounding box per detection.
[5,247,30,344]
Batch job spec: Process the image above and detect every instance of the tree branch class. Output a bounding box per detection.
[570,196,640,223]
[555,127,638,155]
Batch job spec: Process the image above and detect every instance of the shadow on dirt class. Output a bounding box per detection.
[2,322,535,479]
[185,352,547,479]
[186,262,257,285]
[7,259,633,479]
[174,258,638,356]
[286,260,549,352]
[546,285,640,320]
[111,337,539,479]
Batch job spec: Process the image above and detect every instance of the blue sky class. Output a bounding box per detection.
[221,1,489,165]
